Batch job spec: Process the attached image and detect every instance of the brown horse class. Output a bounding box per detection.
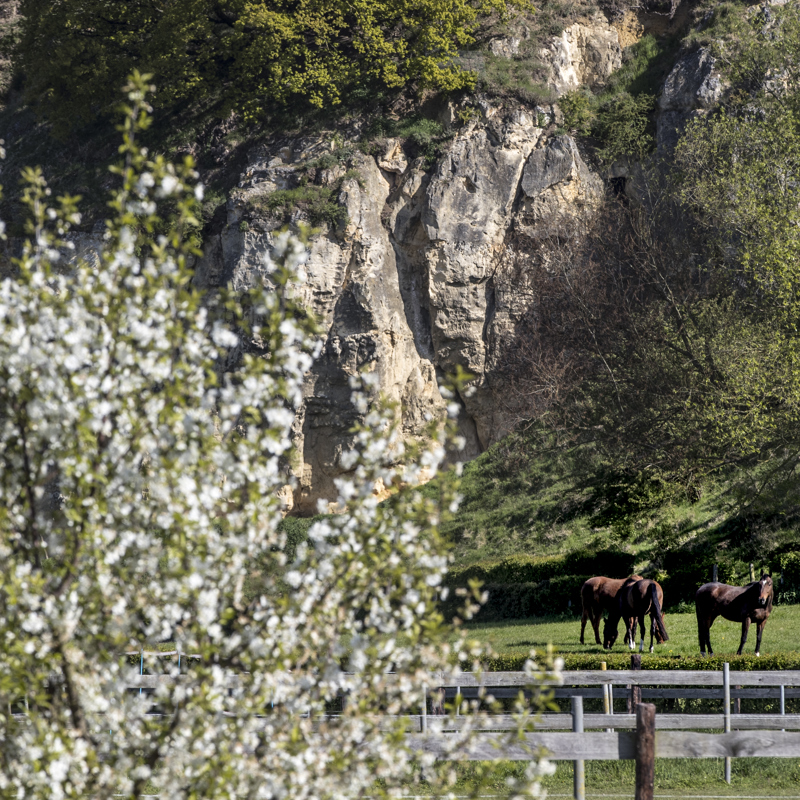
[580,575,642,645]
[695,573,773,657]
[604,578,668,652]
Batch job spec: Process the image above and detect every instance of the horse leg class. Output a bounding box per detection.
[628,618,636,651]
[649,614,656,653]
[639,615,645,653]
[737,617,751,656]
[592,610,602,646]
[697,610,713,656]
[755,619,767,656]
[580,607,588,644]
[696,611,706,656]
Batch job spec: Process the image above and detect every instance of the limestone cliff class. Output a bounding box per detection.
[191,10,717,514]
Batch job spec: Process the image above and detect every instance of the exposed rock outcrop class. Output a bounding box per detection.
[51,11,714,514]
[194,104,604,511]
[657,47,723,153]
[544,20,622,95]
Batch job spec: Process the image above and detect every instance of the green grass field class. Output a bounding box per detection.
[434,757,800,798]
[461,603,800,659]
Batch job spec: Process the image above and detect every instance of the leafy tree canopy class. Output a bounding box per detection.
[17,0,528,133]
[500,3,800,509]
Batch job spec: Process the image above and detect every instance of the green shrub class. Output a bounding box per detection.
[480,651,800,671]
[560,90,595,135]
[306,145,357,171]
[442,575,590,621]
[276,516,315,562]
[554,33,680,163]
[18,0,531,133]
[590,469,678,527]
[780,551,800,585]
[252,185,349,227]
[659,549,756,607]
[594,91,656,164]
[446,548,635,587]
[477,51,555,106]
[398,118,450,166]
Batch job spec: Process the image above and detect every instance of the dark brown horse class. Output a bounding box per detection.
[695,573,773,657]
[604,578,668,652]
[580,574,642,645]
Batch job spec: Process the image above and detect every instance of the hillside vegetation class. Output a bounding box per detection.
[431,2,800,621]
[6,0,800,618]
[275,1,800,620]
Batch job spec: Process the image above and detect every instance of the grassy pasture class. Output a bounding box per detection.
[424,757,800,797]
[460,605,800,659]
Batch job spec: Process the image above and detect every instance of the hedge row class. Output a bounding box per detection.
[446,549,636,587]
[480,651,800,672]
[659,548,800,607]
[444,548,800,616]
[441,575,592,621]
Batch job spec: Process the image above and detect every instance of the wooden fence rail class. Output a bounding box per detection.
[380,713,800,731]
[408,728,800,760]
[409,704,800,800]
[125,669,800,690]
[118,658,800,799]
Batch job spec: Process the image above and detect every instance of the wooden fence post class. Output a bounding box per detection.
[723,662,731,784]
[572,696,585,800]
[629,653,642,713]
[422,686,427,734]
[635,703,656,800]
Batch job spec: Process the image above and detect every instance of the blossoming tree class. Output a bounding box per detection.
[0,75,557,799]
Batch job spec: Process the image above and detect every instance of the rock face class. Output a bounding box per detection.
[657,48,723,153]
[544,20,622,95]
[194,107,604,512]
[188,16,714,513]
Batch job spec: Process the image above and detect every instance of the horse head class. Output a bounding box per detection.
[603,617,618,649]
[757,573,773,607]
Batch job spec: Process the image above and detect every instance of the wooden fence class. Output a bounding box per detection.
[123,655,800,800]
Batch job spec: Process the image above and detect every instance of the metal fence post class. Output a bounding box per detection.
[723,662,731,784]
[601,661,611,732]
[781,684,786,732]
[572,695,585,800]
[635,703,656,800]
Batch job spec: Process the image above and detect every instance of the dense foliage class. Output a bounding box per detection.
[17,0,529,132]
[485,651,800,672]
[0,76,560,799]
[493,2,800,523]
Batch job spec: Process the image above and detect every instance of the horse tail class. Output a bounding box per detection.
[649,582,669,643]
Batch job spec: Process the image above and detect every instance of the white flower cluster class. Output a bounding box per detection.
[0,76,559,799]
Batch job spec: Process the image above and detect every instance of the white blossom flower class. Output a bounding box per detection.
[0,76,557,800]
